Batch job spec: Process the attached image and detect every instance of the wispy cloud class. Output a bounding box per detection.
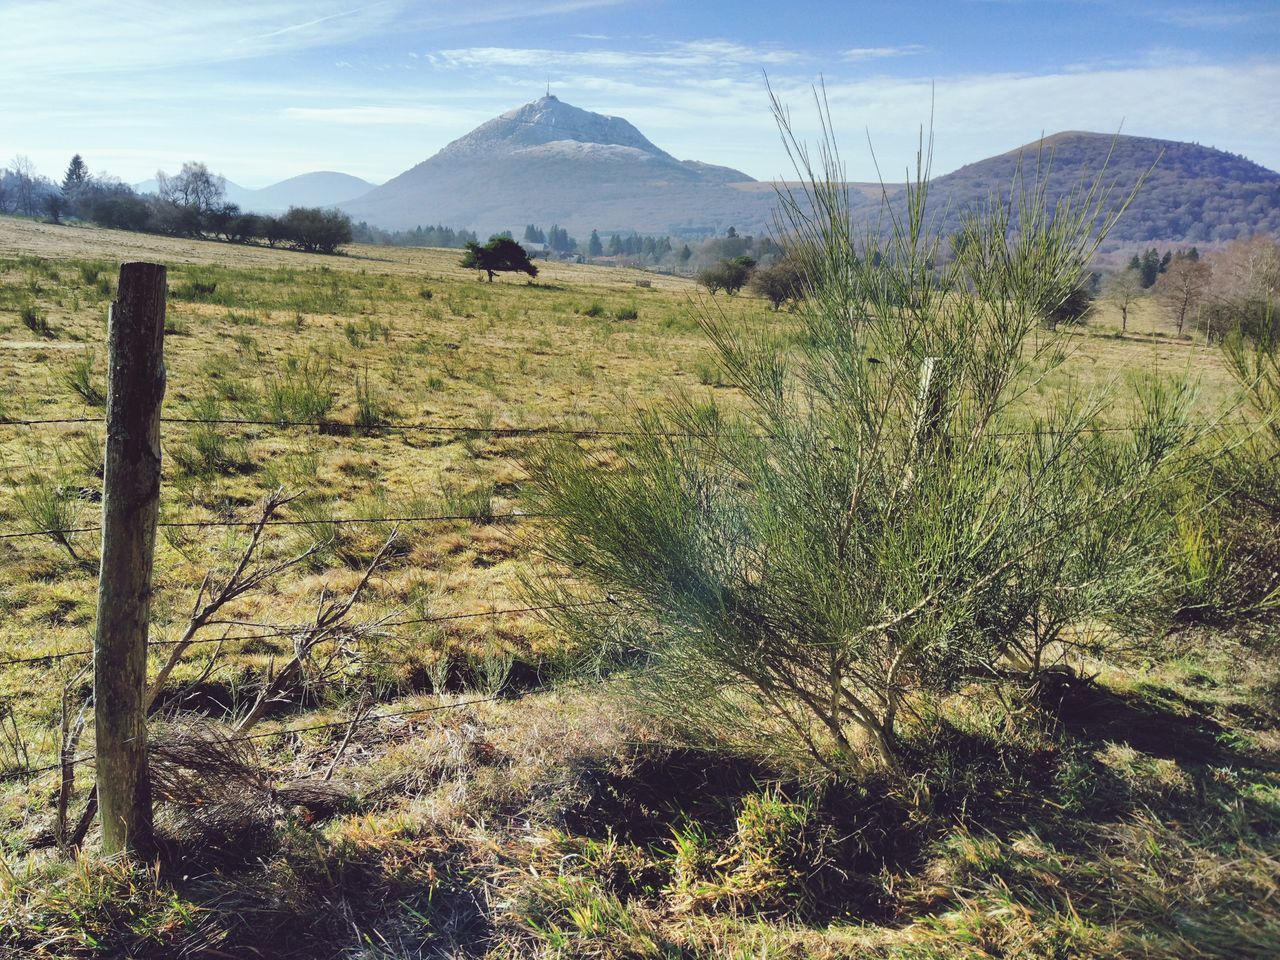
[1161,7,1260,29]
[282,104,481,126]
[433,39,803,72]
[0,0,626,81]
[842,44,927,61]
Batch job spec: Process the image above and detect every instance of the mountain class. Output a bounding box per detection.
[134,171,377,213]
[247,171,376,211]
[901,131,1280,247]
[341,95,792,237]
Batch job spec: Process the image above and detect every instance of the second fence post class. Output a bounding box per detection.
[95,261,166,856]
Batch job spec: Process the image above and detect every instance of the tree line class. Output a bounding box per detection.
[1,155,353,254]
[1103,236,1280,338]
[353,221,478,249]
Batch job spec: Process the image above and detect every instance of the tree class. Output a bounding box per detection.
[204,201,241,241]
[697,256,755,296]
[460,235,539,282]
[1198,236,1280,341]
[748,255,807,310]
[62,154,89,195]
[155,161,225,217]
[1041,278,1095,329]
[588,229,603,257]
[9,155,39,216]
[524,100,1191,774]
[1157,253,1213,335]
[1103,268,1144,334]
[279,206,353,254]
[42,189,67,223]
[263,215,290,248]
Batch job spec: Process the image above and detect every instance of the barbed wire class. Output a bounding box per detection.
[10,694,506,781]
[0,510,539,543]
[0,599,611,670]
[0,412,1252,441]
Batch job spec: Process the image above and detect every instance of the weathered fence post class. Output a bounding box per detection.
[95,262,166,856]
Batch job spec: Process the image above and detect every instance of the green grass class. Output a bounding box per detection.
[0,215,1274,959]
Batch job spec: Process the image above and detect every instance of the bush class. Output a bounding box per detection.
[749,255,808,310]
[524,101,1193,775]
[279,206,354,254]
[697,256,755,296]
[19,303,52,337]
[62,349,104,406]
[262,354,335,424]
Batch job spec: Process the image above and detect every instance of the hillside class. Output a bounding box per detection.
[905,131,1280,246]
[341,95,793,237]
[343,104,1278,245]
[248,171,377,211]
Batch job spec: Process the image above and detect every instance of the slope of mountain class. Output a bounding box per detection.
[905,131,1280,246]
[134,172,377,213]
[249,171,376,211]
[341,95,792,236]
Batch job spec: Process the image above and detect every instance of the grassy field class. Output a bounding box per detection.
[0,215,1276,958]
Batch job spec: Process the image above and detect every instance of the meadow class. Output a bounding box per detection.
[0,215,1276,959]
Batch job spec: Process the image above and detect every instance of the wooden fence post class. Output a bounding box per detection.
[899,356,945,497]
[95,262,166,856]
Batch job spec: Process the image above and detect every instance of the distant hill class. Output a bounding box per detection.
[902,131,1280,247]
[134,171,377,213]
[248,171,377,211]
[340,95,794,237]
[340,101,1278,246]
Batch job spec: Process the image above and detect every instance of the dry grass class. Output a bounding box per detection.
[0,215,1275,958]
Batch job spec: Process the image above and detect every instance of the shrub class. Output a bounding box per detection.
[440,477,495,521]
[353,365,386,430]
[62,349,104,406]
[697,257,755,296]
[262,354,335,425]
[524,101,1193,775]
[170,393,246,478]
[19,302,52,337]
[279,206,354,254]
[749,255,808,310]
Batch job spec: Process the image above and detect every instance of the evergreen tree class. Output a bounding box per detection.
[588,229,603,257]
[461,235,539,282]
[62,154,89,194]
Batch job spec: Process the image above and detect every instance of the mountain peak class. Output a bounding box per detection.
[439,95,672,160]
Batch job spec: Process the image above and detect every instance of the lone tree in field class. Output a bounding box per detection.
[280,206,353,254]
[749,254,807,309]
[697,256,755,296]
[1103,267,1144,333]
[461,235,539,282]
[1157,252,1212,335]
[525,95,1191,775]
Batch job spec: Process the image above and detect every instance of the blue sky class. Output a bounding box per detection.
[2,0,1277,188]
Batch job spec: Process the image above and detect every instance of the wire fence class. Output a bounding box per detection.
[0,310,1259,820]
[11,693,514,783]
[0,599,612,670]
